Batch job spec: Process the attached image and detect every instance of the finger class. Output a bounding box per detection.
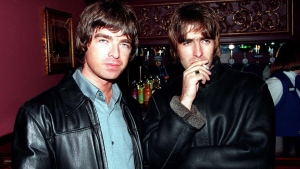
[194,69,210,84]
[190,64,211,75]
[190,59,209,67]
[188,65,211,76]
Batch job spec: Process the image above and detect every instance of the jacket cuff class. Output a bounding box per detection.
[170,96,206,129]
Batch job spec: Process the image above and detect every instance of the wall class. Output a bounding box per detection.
[0,0,86,137]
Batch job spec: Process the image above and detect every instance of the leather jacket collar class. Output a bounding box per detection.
[57,71,89,116]
[208,57,226,86]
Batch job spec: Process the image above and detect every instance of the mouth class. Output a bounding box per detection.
[189,60,210,70]
[190,60,199,65]
[190,59,205,65]
[106,63,121,70]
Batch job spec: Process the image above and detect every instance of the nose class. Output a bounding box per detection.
[109,43,120,59]
[193,43,202,57]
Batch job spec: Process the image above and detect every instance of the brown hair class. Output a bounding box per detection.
[75,0,140,66]
[270,41,300,75]
[168,2,220,61]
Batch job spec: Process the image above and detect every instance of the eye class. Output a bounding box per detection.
[202,39,211,44]
[120,41,132,50]
[182,40,192,46]
[121,43,131,48]
[99,38,108,43]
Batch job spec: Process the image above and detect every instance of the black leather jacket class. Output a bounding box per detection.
[12,71,143,169]
[143,59,275,169]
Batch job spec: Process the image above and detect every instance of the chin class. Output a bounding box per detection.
[105,72,121,79]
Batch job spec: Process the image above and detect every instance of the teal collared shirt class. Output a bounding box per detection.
[73,69,134,169]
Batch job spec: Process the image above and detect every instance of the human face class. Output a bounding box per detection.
[177,28,215,69]
[82,28,132,83]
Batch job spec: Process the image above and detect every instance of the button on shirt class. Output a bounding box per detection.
[73,69,134,169]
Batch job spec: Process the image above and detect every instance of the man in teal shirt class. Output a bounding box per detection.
[12,1,143,168]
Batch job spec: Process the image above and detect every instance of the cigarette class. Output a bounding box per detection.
[203,64,210,70]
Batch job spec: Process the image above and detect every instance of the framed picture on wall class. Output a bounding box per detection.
[43,7,74,75]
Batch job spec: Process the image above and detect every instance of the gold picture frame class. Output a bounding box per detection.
[43,7,74,75]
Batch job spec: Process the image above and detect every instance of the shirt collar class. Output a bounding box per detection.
[283,71,297,79]
[72,68,122,103]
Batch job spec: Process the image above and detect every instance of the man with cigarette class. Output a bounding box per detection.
[142,2,275,168]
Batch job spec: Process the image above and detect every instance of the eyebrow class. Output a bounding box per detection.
[93,32,132,44]
[120,38,132,44]
[94,33,111,40]
[184,37,205,41]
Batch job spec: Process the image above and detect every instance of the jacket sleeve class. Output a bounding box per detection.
[12,106,54,169]
[142,91,206,169]
[143,84,275,169]
[180,84,275,169]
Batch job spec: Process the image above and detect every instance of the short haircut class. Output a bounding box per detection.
[168,2,220,61]
[75,0,140,65]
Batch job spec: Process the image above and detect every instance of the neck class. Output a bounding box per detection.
[81,68,113,104]
[294,70,300,75]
